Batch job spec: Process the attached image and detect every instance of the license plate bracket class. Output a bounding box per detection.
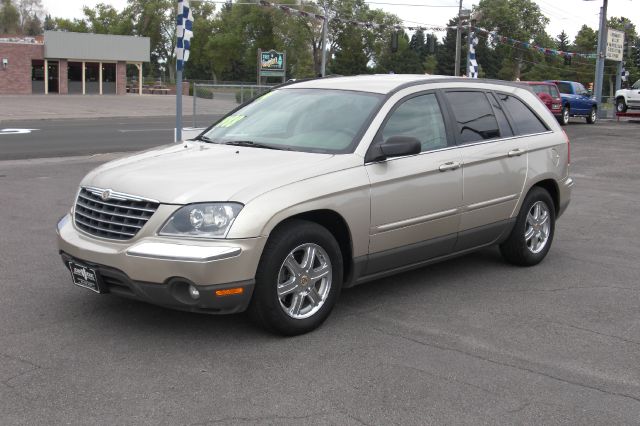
[68,261,102,293]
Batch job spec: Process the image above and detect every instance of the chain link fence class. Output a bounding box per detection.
[191,83,273,128]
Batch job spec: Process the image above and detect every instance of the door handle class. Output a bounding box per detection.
[507,149,525,157]
[438,161,460,172]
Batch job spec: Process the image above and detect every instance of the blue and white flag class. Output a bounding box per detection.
[468,32,479,78]
[175,0,193,71]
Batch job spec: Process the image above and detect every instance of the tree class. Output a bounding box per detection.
[572,25,596,53]
[475,0,549,79]
[43,13,54,30]
[436,17,466,76]
[22,12,40,35]
[556,30,570,51]
[376,31,424,74]
[17,0,41,28]
[0,0,21,34]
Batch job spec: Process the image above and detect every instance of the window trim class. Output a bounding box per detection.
[364,89,454,163]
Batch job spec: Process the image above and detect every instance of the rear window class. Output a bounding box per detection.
[444,91,501,144]
[496,93,548,135]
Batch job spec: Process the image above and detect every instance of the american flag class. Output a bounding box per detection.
[175,0,193,71]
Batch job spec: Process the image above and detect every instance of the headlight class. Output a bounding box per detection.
[159,203,243,238]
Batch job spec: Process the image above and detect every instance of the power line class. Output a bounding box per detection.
[363,1,459,7]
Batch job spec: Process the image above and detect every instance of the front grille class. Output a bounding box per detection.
[74,187,159,240]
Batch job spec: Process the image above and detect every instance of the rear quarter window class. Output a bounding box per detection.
[496,93,549,135]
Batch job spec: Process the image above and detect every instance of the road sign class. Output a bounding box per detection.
[606,29,625,61]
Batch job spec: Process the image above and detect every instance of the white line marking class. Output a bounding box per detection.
[0,128,39,135]
[118,129,172,133]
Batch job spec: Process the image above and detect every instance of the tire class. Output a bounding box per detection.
[500,187,556,267]
[559,105,570,126]
[616,98,628,113]
[586,106,597,124]
[248,219,343,336]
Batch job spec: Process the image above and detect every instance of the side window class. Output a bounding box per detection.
[576,83,587,95]
[381,93,448,152]
[549,85,560,98]
[496,93,548,135]
[444,91,500,144]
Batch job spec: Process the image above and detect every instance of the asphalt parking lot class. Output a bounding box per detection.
[1,119,639,424]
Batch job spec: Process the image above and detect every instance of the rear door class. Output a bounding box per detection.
[627,80,640,108]
[443,90,528,251]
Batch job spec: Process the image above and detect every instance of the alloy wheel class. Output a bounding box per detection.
[525,201,551,254]
[277,243,332,319]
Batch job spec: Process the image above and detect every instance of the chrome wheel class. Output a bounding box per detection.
[562,108,569,124]
[616,101,625,112]
[525,201,551,254]
[590,109,597,123]
[277,243,332,319]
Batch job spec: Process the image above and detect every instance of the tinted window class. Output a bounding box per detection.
[487,93,513,138]
[497,93,548,135]
[556,82,572,94]
[381,93,448,152]
[445,91,500,143]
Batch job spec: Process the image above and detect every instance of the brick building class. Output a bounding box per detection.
[0,31,150,95]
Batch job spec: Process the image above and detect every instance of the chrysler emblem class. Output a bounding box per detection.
[101,189,112,201]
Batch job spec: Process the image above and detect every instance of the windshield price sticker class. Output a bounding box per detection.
[215,115,246,128]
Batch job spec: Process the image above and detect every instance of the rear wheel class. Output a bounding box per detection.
[248,220,343,336]
[616,98,628,113]
[586,106,597,124]
[560,105,570,125]
[500,187,556,266]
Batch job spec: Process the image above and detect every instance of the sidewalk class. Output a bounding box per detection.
[0,94,236,121]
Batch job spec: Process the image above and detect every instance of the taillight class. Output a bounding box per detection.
[562,130,570,164]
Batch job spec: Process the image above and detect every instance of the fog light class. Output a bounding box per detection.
[188,285,200,299]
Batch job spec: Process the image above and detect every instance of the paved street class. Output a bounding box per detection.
[0,115,221,160]
[0,120,639,424]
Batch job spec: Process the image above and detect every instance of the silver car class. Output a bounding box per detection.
[57,75,573,335]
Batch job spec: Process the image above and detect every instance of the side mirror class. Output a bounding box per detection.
[368,136,421,162]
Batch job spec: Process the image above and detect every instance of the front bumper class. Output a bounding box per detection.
[57,213,267,314]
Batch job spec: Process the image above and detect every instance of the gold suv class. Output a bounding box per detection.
[57,75,573,335]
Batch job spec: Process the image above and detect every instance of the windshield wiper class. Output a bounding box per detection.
[221,140,290,150]
[195,134,215,143]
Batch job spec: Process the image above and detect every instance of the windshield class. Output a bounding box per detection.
[633,80,640,90]
[201,88,383,153]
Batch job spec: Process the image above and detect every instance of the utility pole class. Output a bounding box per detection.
[454,0,463,77]
[320,2,328,77]
[593,0,608,113]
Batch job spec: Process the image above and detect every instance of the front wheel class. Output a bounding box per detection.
[586,106,597,124]
[616,98,628,113]
[248,220,343,336]
[559,106,570,126]
[500,187,556,266]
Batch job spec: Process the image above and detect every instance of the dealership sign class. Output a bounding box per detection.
[606,28,625,61]
[257,49,286,82]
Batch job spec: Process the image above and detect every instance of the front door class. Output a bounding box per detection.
[443,90,528,251]
[365,92,462,275]
[47,61,59,93]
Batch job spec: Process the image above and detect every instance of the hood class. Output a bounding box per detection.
[82,142,362,204]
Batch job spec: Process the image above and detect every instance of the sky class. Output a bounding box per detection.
[40,0,639,44]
